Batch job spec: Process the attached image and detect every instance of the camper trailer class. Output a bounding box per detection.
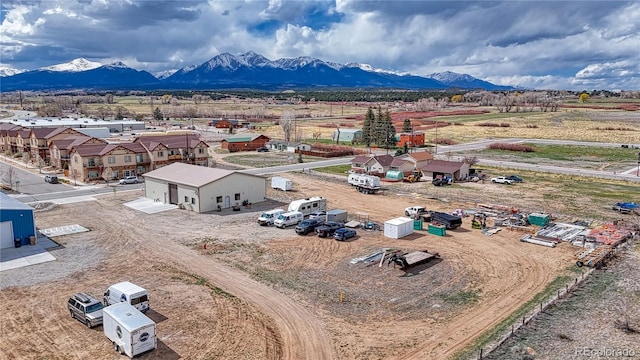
[103,302,157,358]
[348,174,381,194]
[287,196,327,216]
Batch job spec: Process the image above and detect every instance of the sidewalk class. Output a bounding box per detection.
[1,154,91,187]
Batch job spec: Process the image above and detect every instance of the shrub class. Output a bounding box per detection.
[526,124,539,128]
[487,143,535,152]
[433,138,456,145]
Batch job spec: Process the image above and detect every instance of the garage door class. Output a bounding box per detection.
[0,221,15,249]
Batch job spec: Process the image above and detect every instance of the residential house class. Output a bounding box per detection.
[397,132,425,147]
[221,133,270,152]
[333,129,362,143]
[49,136,107,170]
[68,142,150,182]
[0,123,24,153]
[28,127,93,166]
[135,134,210,168]
[266,140,312,152]
[208,118,242,129]
[349,154,394,175]
[421,160,470,182]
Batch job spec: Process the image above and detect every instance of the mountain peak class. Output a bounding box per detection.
[40,58,102,72]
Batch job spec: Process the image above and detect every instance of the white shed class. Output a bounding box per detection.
[142,163,266,213]
[384,217,414,239]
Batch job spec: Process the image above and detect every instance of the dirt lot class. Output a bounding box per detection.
[0,171,585,360]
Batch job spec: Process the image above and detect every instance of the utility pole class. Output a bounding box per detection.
[637,151,640,177]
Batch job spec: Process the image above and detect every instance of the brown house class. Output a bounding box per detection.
[50,136,107,169]
[134,134,210,167]
[221,134,270,152]
[421,160,470,182]
[0,123,24,153]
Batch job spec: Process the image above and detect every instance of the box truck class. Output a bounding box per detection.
[103,302,156,358]
[288,196,327,216]
[104,282,150,313]
[271,176,292,191]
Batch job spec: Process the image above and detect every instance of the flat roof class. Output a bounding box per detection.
[103,303,155,331]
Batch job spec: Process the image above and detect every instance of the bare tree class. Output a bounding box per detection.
[22,151,31,167]
[35,155,46,174]
[280,111,296,142]
[102,167,113,185]
[1,166,16,189]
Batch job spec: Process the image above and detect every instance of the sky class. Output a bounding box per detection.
[1,0,639,91]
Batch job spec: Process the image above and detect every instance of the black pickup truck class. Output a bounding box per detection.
[315,221,345,238]
[295,219,325,235]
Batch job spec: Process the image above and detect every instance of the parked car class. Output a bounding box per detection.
[360,221,381,231]
[333,228,357,241]
[67,293,104,328]
[119,176,139,184]
[256,147,269,152]
[506,175,523,183]
[295,218,325,235]
[308,210,327,220]
[491,176,513,184]
[315,221,345,238]
[44,174,59,184]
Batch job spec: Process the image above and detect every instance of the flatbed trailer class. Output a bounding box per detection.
[387,250,440,269]
[575,245,614,268]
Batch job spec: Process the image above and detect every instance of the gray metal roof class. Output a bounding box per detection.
[0,192,34,211]
[142,163,262,188]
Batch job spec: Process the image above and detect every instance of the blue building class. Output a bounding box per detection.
[0,192,37,248]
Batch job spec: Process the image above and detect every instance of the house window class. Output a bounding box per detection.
[157,151,164,157]
[111,171,118,179]
[198,148,204,154]
[136,154,143,163]
[216,196,222,203]
[185,196,189,202]
[191,197,195,205]
[124,155,131,162]
[88,158,96,167]
[123,170,135,177]
[235,193,240,201]
[108,157,115,164]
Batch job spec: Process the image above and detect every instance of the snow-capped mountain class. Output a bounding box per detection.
[428,71,512,90]
[0,66,26,77]
[39,58,102,72]
[0,52,514,91]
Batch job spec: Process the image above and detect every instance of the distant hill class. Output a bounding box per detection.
[0,52,514,92]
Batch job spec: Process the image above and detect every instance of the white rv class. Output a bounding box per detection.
[104,282,150,313]
[287,196,327,216]
[257,209,286,226]
[348,174,381,194]
[271,176,292,191]
[103,302,157,358]
[273,211,304,228]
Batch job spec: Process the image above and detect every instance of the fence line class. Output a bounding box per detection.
[476,264,601,359]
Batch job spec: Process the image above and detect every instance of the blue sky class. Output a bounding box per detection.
[1,0,638,90]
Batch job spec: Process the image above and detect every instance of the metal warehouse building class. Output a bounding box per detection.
[0,192,37,249]
[142,163,267,213]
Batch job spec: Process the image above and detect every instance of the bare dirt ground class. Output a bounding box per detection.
[0,171,581,360]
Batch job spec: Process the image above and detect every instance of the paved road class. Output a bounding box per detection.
[3,138,638,204]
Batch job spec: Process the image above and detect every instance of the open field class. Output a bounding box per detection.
[1,98,639,359]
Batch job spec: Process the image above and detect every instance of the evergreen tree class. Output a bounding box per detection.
[153,107,163,121]
[383,110,396,149]
[374,106,385,147]
[402,118,412,133]
[362,107,374,147]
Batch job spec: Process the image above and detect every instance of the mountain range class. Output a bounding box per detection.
[0,52,514,92]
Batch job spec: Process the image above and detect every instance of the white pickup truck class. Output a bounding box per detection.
[491,176,513,184]
[405,206,426,217]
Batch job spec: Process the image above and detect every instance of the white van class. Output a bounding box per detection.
[103,281,150,313]
[273,211,303,228]
[288,196,327,216]
[257,209,286,226]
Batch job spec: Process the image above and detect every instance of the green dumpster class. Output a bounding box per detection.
[413,219,423,230]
